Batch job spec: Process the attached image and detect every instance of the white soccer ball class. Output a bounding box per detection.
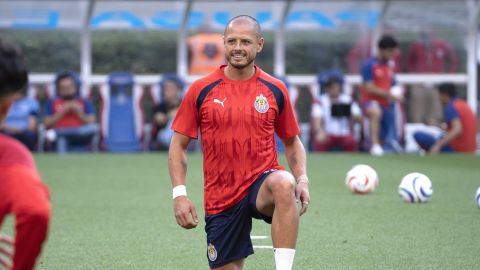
[398,173,433,203]
[475,187,480,208]
[345,164,379,194]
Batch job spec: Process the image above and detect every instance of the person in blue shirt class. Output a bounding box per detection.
[0,88,39,150]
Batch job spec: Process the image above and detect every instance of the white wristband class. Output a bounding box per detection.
[172,185,187,199]
[296,174,309,184]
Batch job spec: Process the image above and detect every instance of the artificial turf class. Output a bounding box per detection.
[3,153,479,269]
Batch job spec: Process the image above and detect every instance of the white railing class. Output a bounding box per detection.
[29,73,473,110]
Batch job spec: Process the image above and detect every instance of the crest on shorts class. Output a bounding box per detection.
[207,243,217,261]
[254,94,269,113]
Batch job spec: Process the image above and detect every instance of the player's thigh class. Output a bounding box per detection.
[256,170,295,217]
[212,259,244,270]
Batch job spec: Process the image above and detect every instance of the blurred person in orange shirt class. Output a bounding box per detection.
[188,26,226,75]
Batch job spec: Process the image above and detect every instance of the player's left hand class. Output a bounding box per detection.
[0,233,14,269]
[295,182,310,216]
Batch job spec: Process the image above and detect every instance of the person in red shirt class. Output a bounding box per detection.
[360,35,404,156]
[44,72,97,153]
[414,83,477,154]
[169,15,310,270]
[407,31,459,124]
[0,39,50,270]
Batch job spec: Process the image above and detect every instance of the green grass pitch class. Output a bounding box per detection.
[3,153,479,269]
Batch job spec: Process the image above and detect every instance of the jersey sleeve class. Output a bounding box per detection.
[171,85,200,139]
[0,165,50,270]
[83,99,95,115]
[361,61,374,82]
[30,99,40,116]
[275,86,300,139]
[44,99,54,116]
[444,102,459,123]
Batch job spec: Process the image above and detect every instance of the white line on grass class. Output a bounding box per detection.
[250,235,268,240]
[253,245,273,249]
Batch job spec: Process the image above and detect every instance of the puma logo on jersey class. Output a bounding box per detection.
[213,98,227,108]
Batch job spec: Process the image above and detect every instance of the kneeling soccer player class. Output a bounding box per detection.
[168,15,310,270]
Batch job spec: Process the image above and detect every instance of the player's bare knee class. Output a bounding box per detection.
[368,108,382,119]
[268,171,295,198]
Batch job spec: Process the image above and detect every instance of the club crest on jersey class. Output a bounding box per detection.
[207,243,217,261]
[254,94,269,113]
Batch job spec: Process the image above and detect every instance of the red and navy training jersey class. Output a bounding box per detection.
[45,97,95,128]
[172,65,300,215]
[444,98,477,152]
[360,57,396,107]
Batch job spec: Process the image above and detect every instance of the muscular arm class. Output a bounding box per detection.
[168,132,198,229]
[168,132,191,187]
[282,135,310,215]
[282,135,307,179]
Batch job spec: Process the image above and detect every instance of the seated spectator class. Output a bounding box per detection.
[152,75,183,150]
[414,83,477,153]
[312,75,362,152]
[43,71,97,153]
[0,87,39,150]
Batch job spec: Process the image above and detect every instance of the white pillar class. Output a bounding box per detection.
[371,0,390,56]
[177,0,193,78]
[80,28,91,97]
[467,0,479,112]
[274,1,291,77]
[80,0,95,97]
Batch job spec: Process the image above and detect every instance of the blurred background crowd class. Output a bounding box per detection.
[0,0,478,154]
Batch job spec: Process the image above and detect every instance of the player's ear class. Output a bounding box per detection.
[256,37,264,53]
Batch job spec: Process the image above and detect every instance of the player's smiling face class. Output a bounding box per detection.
[223,23,264,70]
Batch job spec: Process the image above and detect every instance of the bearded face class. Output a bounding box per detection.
[57,77,77,100]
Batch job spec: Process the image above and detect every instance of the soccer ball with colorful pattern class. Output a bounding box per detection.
[398,173,433,203]
[345,165,379,194]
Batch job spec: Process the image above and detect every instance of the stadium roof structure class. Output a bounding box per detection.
[1,0,479,110]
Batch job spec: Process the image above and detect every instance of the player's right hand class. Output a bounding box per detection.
[173,196,199,229]
[0,233,14,269]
